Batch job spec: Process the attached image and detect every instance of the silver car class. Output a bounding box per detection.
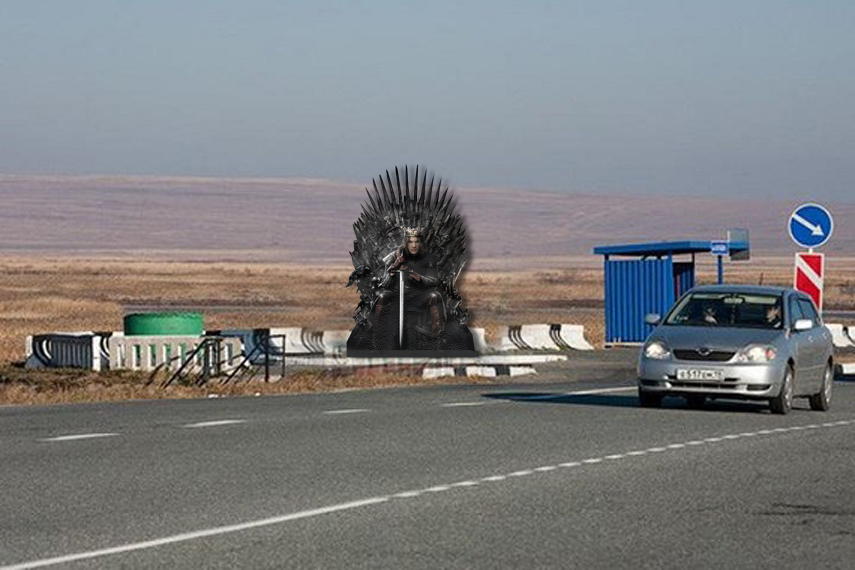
[638,285,833,414]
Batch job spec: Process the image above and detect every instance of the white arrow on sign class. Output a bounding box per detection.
[792,212,825,237]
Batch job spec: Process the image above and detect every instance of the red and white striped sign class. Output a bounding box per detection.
[794,252,824,311]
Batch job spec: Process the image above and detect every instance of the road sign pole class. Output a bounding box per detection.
[717,255,724,284]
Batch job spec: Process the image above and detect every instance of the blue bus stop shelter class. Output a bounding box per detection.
[593,237,749,344]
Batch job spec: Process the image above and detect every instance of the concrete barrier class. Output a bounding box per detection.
[25,331,119,370]
[320,330,350,356]
[496,324,593,352]
[109,335,242,372]
[826,324,855,348]
[423,365,537,378]
[470,327,488,353]
[847,325,855,347]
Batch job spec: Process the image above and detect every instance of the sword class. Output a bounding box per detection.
[398,270,404,348]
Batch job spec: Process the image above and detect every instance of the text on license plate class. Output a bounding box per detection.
[676,368,725,381]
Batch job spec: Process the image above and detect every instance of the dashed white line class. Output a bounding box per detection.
[182,420,246,429]
[9,418,854,570]
[322,409,371,415]
[441,402,489,407]
[40,433,119,442]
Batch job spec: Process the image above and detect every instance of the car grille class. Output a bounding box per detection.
[673,350,735,362]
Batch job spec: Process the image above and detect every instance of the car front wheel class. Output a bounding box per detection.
[770,365,794,415]
[808,362,833,411]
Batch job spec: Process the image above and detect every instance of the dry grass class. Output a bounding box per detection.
[0,365,496,406]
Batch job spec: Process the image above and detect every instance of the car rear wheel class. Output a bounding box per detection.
[770,365,794,415]
[808,362,833,411]
[639,391,663,408]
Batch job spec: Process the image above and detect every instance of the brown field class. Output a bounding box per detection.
[3,253,855,367]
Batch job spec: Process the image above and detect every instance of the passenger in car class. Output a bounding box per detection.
[765,305,782,328]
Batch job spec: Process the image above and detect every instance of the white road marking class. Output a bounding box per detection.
[482,475,507,482]
[322,409,370,415]
[40,433,118,443]
[512,386,635,400]
[441,402,489,407]
[182,420,246,429]
[9,418,854,570]
[0,498,388,570]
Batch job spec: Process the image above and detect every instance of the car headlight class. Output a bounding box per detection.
[644,341,670,360]
[736,345,777,363]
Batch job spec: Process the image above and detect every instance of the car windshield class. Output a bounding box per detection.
[665,292,784,329]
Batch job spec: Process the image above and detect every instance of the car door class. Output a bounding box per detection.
[787,295,813,394]
[797,296,828,389]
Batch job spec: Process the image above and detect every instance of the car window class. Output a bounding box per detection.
[789,297,805,326]
[797,298,820,327]
[665,292,783,328]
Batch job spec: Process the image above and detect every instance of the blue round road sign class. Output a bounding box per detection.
[789,203,833,249]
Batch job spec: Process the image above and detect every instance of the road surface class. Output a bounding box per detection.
[2,375,854,568]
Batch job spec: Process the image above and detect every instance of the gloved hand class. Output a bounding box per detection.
[408,271,422,282]
[388,256,405,274]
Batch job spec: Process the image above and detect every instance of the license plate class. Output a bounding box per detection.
[676,368,725,381]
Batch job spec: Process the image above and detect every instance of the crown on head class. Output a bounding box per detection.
[405,227,421,237]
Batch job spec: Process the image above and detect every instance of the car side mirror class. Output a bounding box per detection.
[793,319,813,331]
[644,313,661,326]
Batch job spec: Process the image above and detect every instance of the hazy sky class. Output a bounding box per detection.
[1,1,853,200]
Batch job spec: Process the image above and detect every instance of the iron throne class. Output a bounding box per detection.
[346,165,476,356]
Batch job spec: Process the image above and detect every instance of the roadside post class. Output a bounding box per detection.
[789,203,833,313]
[710,240,729,284]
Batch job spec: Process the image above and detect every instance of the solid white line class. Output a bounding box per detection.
[513,386,635,400]
[322,409,370,415]
[563,386,637,396]
[0,498,388,570]
[40,433,118,442]
[182,420,246,429]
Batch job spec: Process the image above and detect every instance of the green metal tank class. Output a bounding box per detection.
[123,312,204,336]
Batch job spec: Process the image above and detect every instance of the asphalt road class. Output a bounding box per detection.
[1,373,854,569]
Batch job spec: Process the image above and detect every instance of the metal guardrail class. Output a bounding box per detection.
[223,334,287,384]
[145,336,241,388]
